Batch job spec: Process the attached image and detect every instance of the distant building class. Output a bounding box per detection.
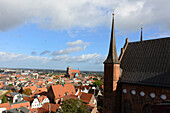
[103,12,170,113]
[65,66,82,79]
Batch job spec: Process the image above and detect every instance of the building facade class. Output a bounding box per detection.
[103,12,170,113]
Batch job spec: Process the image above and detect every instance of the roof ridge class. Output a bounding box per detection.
[129,37,170,44]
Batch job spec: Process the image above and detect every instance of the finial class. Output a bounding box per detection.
[141,23,143,29]
[140,23,143,41]
[112,8,115,15]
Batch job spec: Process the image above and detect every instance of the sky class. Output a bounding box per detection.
[0,0,169,71]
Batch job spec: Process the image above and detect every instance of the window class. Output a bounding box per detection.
[123,100,132,113]
[143,104,151,113]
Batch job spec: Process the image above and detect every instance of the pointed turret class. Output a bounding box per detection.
[104,11,119,64]
[140,25,143,41]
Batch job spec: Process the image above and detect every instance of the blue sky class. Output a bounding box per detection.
[0,0,169,71]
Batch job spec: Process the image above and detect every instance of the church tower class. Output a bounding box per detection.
[103,10,120,113]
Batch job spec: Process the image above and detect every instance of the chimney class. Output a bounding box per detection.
[48,104,51,112]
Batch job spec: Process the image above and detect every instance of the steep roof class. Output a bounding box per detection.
[64,84,76,95]
[51,83,76,99]
[104,13,119,64]
[80,93,93,103]
[120,37,170,87]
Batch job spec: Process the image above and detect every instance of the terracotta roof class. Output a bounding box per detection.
[23,96,34,103]
[38,103,60,113]
[64,84,76,95]
[63,95,78,101]
[80,93,93,103]
[0,102,10,110]
[120,37,170,87]
[30,86,37,91]
[71,70,80,73]
[48,79,52,82]
[38,95,48,103]
[51,84,76,99]
[51,85,65,99]
[10,101,30,109]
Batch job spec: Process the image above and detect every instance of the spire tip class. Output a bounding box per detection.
[112,8,115,15]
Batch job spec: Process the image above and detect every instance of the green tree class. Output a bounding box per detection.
[2,96,8,103]
[59,98,90,113]
[93,80,103,87]
[23,88,32,95]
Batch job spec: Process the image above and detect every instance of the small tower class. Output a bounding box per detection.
[103,9,120,113]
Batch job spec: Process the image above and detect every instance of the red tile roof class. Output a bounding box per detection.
[80,93,93,103]
[63,95,78,101]
[71,70,80,73]
[38,95,48,103]
[10,101,30,109]
[51,84,76,99]
[0,103,10,110]
[38,103,60,113]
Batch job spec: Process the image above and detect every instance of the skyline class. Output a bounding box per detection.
[0,0,170,71]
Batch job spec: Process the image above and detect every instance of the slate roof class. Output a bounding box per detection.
[120,37,170,87]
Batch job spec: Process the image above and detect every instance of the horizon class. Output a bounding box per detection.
[0,0,169,71]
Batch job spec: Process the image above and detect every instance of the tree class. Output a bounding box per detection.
[2,96,8,103]
[93,80,103,87]
[23,88,32,95]
[59,98,90,113]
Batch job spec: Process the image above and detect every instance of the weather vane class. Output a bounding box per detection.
[113,8,115,15]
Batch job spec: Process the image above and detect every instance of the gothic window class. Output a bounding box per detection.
[123,100,132,113]
[142,104,152,113]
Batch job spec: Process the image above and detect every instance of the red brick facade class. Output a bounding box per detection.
[120,83,170,113]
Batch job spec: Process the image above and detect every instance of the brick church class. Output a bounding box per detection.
[65,66,82,79]
[103,12,170,113]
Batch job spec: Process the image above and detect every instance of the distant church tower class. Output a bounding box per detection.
[103,10,120,113]
[67,66,71,74]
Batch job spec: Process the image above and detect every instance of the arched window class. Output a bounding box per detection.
[143,104,152,113]
[123,100,132,113]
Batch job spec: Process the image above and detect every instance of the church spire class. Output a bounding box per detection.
[104,9,119,64]
[140,24,143,41]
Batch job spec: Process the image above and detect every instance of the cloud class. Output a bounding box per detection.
[0,52,50,63]
[68,53,101,63]
[51,55,68,61]
[0,0,169,32]
[31,51,36,55]
[67,40,89,47]
[52,46,86,55]
[0,51,101,70]
[52,40,89,55]
[40,50,51,55]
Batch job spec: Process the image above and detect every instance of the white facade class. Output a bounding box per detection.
[0,108,6,113]
[13,94,23,103]
[31,98,40,109]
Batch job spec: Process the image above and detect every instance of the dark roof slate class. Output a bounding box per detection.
[120,37,170,87]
